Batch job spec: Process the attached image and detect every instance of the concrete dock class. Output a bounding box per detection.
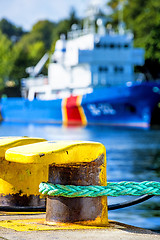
[0,139,159,239]
[0,213,159,240]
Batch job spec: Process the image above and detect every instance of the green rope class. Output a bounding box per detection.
[39,181,160,197]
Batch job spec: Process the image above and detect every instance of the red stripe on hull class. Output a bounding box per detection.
[65,96,83,125]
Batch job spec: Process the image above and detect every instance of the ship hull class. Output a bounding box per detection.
[1,82,160,128]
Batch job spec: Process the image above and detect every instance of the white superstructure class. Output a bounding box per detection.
[22,1,144,100]
[49,31,144,89]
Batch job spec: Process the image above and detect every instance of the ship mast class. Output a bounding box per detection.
[118,0,125,34]
[83,0,107,34]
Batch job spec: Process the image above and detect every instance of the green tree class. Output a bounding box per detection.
[9,41,28,82]
[107,0,160,78]
[0,18,25,40]
[50,8,81,52]
[2,9,81,84]
[11,20,55,80]
[10,36,46,81]
[0,31,14,90]
[55,8,81,38]
[28,41,45,62]
[31,20,56,50]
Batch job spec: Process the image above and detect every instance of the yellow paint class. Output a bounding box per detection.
[0,136,46,158]
[5,141,106,165]
[61,98,68,126]
[0,137,47,195]
[0,218,110,231]
[6,141,107,222]
[99,156,108,225]
[0,212,45,215]
[0,162,48,195]
[4,140,108,224]
[61,96,87,126]
[76,95,87,126]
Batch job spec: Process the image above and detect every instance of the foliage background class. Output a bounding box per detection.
[0,1,160,95]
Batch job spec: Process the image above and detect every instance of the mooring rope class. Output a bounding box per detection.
[39,181,160,197]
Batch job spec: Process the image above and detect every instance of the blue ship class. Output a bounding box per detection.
[1,2,160,128]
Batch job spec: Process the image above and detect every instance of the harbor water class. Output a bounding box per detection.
[0,122,159,232]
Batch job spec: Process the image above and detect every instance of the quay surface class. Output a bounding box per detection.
[0,213,159,240]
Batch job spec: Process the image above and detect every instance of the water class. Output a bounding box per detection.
[0,122,160,232]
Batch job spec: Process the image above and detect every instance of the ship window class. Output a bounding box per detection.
[124,44,129,48]
[110,43,115,48]
[99,66,108,72]
[95,43,110,49]
[114,66,123,72]
[103,43,108,48]
[95,43,100,48]
[117,44,121,48]
[125,104,136,113]
[114,67,117,72]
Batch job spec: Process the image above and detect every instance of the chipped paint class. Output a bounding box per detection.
[0,137,47,197]
[5,141,106,165]
[3,140,108,224]
[0,218,110,231]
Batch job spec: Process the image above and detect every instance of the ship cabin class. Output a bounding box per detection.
[22,3,144,101]
[49,28,144,90]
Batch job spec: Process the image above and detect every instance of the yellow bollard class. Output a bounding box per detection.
[0,137,47,207]
[5,141,108,226]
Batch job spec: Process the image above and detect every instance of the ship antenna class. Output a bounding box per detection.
[84,0,107,34]
[118,0,125,34]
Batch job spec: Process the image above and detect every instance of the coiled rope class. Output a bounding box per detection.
[39,181,160,197]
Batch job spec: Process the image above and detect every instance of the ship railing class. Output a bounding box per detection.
[134,73,146,82]
[21,76,48,88]
[67,28,94,39]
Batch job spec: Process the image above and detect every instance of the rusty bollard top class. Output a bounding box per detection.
[5,140,108,226]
